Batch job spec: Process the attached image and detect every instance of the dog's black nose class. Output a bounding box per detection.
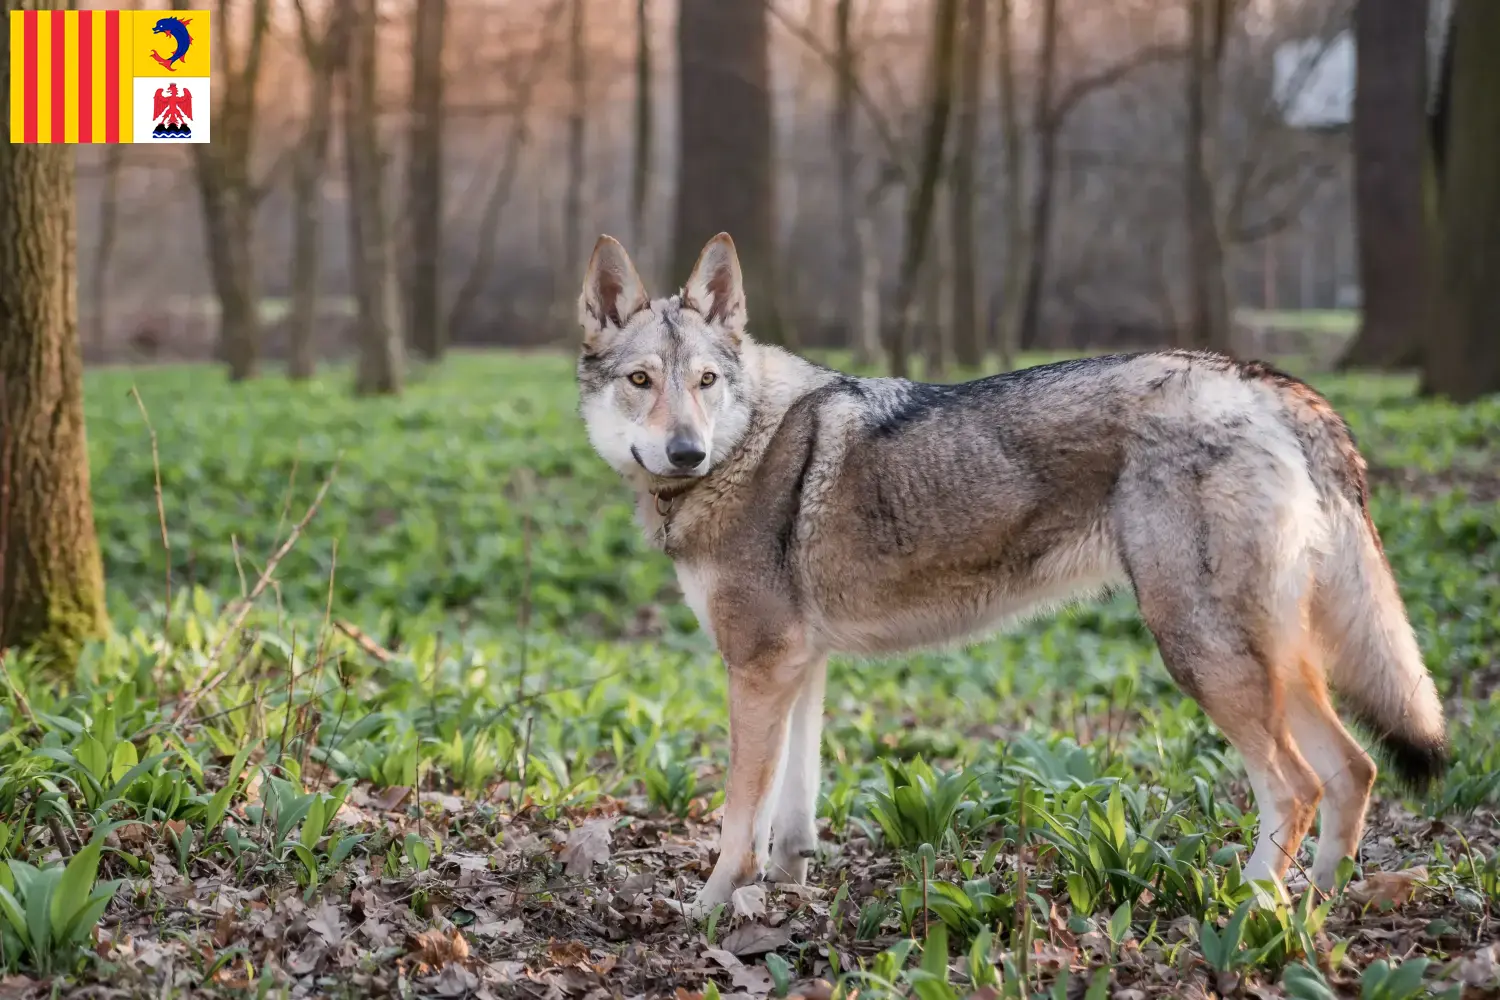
[666,437,706,469]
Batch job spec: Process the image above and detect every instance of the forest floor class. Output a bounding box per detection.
[0,353,1496,999]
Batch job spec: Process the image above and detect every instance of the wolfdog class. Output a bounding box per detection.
[575,232,1448,912]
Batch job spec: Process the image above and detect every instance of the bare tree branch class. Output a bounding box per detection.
[1049,43,1185,128]
[765,0,913,183]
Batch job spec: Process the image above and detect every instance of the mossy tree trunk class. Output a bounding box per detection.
[0,6,108,663]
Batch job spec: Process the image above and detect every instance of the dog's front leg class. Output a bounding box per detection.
[696,653,808,910]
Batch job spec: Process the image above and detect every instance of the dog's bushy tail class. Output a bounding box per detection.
[1315,506,1449,792]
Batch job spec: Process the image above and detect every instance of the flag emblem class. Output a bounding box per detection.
[151,81,192,138]
[8,9,209,144]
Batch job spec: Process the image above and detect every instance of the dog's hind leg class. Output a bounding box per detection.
[768,657,828,884]
[1115,469,1323,892]
[697,643,811,910]
[1284,656,1376,891]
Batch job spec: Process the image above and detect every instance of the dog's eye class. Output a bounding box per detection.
[700,372,718,387]
[628,372,651,388]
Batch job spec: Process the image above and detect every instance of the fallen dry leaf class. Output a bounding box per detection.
[559,818,613,877]
[424,962,480,997]
[473,916,523,938]
[308,898,346,946]
[410,927,471,969]
[1459,944,1500,987]
[731,883,768,920]
[731,963,774,997]
[373,785,411,811]
[788,979,834,1000]
[1348,866,1429,909]
[719,922,791,957]
[704,948,743,970]
[547,938,592,968]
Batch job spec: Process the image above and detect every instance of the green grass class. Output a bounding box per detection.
[1238,308,1361,336]
[0,351,1494,996]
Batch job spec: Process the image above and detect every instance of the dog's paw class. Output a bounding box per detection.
[766,844,815,885]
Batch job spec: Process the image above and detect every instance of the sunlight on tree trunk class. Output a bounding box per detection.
[887,0,960,378]
[673,0,788,346]
[1421,0,1500,401]
[0,48,108,664]
[406,0,448,361]
[343,0,404,396]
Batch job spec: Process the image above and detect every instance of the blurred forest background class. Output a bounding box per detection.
[61,0,1489,398]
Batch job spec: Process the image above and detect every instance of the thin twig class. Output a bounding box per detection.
[0,651,35,729]
[1015,777,1030,989]
[511,472,536,814]
[335,620,393,663]
[169,463,340,725]
[765,0,912,182]
[129,386,172,628]
[46,814,74,859]
[277,631,299,773]
[231,535,249,600]
[272,455,302,550]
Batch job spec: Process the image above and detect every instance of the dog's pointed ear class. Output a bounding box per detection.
[579,235,649,351]
[682,233,747,341]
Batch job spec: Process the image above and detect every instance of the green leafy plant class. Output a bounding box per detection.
[0,833,121,975]
[867,757,977,851]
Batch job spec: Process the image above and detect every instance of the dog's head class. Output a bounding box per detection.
[576,233,752,486]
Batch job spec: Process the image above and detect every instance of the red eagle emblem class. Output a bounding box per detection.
[151,83,194,139]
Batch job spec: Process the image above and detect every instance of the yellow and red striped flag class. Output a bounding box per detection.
[9,9,210,144]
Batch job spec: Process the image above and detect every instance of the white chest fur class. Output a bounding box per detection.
[674,562,718,642]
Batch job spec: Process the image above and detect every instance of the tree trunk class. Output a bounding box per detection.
[855,212,882,367]
[630,0,653,255]
[195,161,261,379]
[1016,0,1057,352]
[89,145,122,358]
[673,0,788,345]
[563,0,587,292]
[405,0,447,361]
[0,62,108,665]
[926,186,955,378]
[1421,0,1500,401]
[993,0,1025,369]
[1183,0,1233,353]
[887,0,960,378]
[833,0,877,366]
[343,0,403,395]
[950,0,987,369]
[1340,0,1428,370]
[288,0,345,382]
[191,0,271,382]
